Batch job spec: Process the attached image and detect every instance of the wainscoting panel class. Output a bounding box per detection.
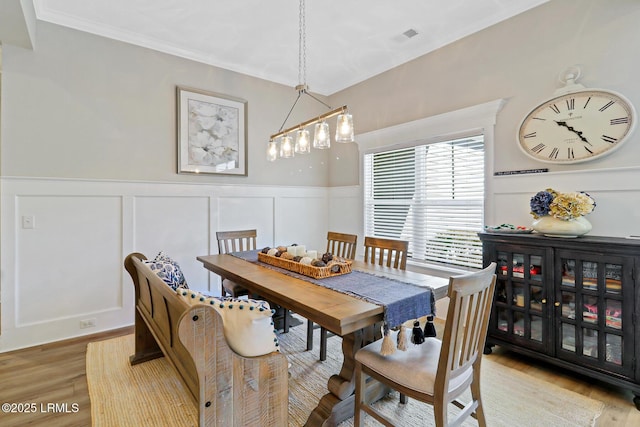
[489,166,640,238]
[216,196,275,249]
[3,169,636,352]
[274,196,328,253]
[16,195,123,325]
[327,186,362,257]
[134,195,211,293]
[0,178,335,352]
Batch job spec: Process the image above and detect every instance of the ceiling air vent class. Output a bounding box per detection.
[402,28,419,39]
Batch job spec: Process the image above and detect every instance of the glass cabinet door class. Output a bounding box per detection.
[556,251,633,376]
[491,246,549,353]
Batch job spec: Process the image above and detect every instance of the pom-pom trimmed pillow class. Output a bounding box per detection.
[143,252,188,290]
[177,289,279,357]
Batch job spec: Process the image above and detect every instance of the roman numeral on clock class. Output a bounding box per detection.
[566,98,575,110]
[549,104,561,114]
[568,147,574,159]
[599,101,615,112]
[602,135,618,143]
[523,132,536,138]
[549,148,559,159]
[531,143,545,154]
[610,117,629,125]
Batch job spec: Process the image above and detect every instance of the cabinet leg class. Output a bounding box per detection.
[633,394,640,411]
[483,344,493,355]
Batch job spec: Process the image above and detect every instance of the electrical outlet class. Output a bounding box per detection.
[80,318,97,329]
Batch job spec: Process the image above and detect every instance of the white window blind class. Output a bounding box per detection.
[364,135,485,269]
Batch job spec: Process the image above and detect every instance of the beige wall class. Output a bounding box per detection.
[328,0,640,186]
[1,21,334,187]
[4,1,640,188]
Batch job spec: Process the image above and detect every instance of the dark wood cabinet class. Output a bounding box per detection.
[479,233,640,409]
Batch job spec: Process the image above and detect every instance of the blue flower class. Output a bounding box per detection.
[530,190,555,218]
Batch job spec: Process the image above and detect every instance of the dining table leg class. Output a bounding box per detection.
[304,322,387,427]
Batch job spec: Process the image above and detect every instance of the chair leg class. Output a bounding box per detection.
[470,377,487,427]
[433,401,448,427]
[320,327,327,361]
[306,321,328,361]
[306,320,314,351]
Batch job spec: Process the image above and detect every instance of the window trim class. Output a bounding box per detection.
[357,99,505,273]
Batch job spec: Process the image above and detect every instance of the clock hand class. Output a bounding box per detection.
[554,120,592,145]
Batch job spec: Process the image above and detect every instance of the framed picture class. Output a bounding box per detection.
[177,86,247,176]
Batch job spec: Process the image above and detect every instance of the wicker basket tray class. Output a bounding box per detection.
[257,252,352,279]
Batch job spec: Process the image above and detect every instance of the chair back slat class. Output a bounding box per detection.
[326,232,358,259]
[363,237,408,270]
[216,229,257,255]
[437,262,496,391]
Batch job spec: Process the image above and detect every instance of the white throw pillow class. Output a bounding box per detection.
[177,289,279,357]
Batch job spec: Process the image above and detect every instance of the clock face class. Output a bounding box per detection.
[518,89,636,164]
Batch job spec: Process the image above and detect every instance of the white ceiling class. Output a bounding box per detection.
[33,0,548,95]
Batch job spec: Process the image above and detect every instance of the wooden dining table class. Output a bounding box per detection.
[197,253,449,426]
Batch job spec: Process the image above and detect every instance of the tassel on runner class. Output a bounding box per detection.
[424,315,437,338]
[397,326,408,351]
[411,320,425,344]
[380,324,396,355]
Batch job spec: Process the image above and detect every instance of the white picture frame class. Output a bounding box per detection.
[177,86,247,176]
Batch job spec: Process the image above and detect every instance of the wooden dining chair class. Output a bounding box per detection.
[216,229,257,297]
[308,232,358,361]
[363,236,408,270]
[326,231,358,259]
[354,262,497,427]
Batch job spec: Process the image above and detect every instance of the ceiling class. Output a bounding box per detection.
[32,0,548,95]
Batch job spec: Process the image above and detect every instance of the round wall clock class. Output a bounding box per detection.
[518,88,636,164]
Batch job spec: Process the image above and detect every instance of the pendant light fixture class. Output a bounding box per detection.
[267,0,355,161]
[295,128,311,153]
[280,135,294,158]
[313,121,330,149]
[335,113,355,142]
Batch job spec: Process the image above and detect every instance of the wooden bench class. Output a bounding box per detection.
[124,252,288,426]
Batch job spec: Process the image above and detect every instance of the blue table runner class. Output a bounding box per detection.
[231,250,435,329]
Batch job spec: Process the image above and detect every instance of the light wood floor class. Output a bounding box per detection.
[488,346,640,426]
[0,326,639,426]
[0,327,133,427]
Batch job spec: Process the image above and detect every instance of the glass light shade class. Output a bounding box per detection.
[266,140,278,162]
[280,135,294,158]
[313,121,331,149]
[295,129,311,154]
[335,113,354,142]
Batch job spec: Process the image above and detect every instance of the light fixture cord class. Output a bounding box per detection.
[277,92,303,133]
[274,0,333,136]
[298,0,331,111]
[305,91,332,110]
[299,0,306,87]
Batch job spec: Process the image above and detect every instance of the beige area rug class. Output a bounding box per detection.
[87,318,604,427]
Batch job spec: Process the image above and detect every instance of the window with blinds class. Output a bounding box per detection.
[363,135,485,270]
